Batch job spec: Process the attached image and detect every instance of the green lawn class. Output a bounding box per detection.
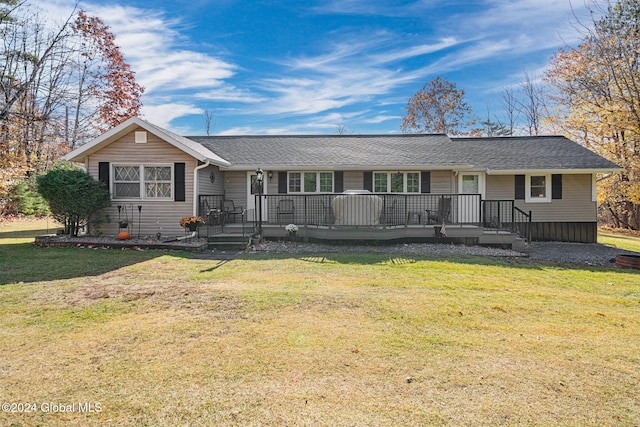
[0,220,639,426]
[599,229,640,253]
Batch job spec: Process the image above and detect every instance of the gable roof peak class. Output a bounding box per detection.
[65,117,230,166]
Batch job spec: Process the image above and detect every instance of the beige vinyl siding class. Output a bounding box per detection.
[431,171,454,193]
[223,171,248,208]
[264,173,278,195]
[86,129,196,236]
[343,171,362,191]
[487,174,597,222]
[198,165,224,195]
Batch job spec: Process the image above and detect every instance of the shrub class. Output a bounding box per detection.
[37,162,111,236]
[10,179,50,217]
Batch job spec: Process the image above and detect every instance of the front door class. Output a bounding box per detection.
[246,172,268,222]
[458,172,485,223]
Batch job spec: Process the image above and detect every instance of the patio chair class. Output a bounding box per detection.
[277,199,295,224]
[223,199,244,223]
[383,199,398,226]
[320,199,334,226]
[204,199,222,225]
[426,197,452,224]
[306,198,327,226]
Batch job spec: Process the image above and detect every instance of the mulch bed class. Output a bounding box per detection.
[33,234,208,252]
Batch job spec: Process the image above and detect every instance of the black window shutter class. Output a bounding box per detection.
[421,171,431,193]
[515,175,525,200]
[363,171,373,192]
[552,174,563,199]
[174,162,185,202]
[98,162,109,189]
[334,171,344,193]
[278,172,288,194]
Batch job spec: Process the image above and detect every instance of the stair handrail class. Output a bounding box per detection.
[512,206,532,241]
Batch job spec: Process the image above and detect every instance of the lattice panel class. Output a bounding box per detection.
[114,166,140,181]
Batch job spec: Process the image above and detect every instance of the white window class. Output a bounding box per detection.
[374,172,388,192]
[288,171,333,193]
[144,166,172,198]
[288,172,301,192]
[319,172,333,192]
[525,174,551,203]
[373,172,420,193]
[113,164,172,200]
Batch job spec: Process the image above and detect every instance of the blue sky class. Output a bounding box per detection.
[47,0,594,136]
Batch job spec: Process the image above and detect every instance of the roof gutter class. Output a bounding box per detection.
[485,168,623,175]
[193,160,210,216]
[219,164,474,172]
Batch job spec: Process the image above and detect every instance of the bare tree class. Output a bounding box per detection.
[203,109,214,136]
[517,72,546,136]
[0,3,75,122]
[0,2,144,215]
[479,106,510,137]
[501,87,520,136]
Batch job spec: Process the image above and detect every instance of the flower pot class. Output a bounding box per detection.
[186,223,198,232]
[118,230,131,240]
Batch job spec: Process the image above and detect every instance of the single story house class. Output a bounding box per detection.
[65,117,620,244]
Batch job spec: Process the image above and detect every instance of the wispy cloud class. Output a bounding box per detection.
[369,37,461,64]
[310,0,441,18]
[248,30,443,117]
[142,103,203,129]
[83,4,239,92]
[41,0,594,134]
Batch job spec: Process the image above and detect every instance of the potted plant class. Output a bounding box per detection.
[118,219,130,229]
[180,216,204,232]
[285,223,298,240]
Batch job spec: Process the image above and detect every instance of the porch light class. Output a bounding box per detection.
[256,168,264,183]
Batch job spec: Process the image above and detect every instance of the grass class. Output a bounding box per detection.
[599,228,640,253]
[0,220,639,426]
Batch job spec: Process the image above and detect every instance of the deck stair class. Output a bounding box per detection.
[207,233,251,250]
[478,229,519,248]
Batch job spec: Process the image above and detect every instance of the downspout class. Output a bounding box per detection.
[193,160,210,216]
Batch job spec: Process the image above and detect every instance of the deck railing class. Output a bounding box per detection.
[198,194,252,236]
[199,193,532,239]
[482,199,532,240]
[255,193,483,228]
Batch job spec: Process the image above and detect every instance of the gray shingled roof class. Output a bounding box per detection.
[450,136,620,171]
[186,134,620,172]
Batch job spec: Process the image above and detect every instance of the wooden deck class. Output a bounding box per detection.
[218,222,518,247]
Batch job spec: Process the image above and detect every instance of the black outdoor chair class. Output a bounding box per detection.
[223,199,244,223]
[426,197,452,224]
[277,199,295,224]
[306,198,328,226]
[204,199,223,225]
[383,199,398,226]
